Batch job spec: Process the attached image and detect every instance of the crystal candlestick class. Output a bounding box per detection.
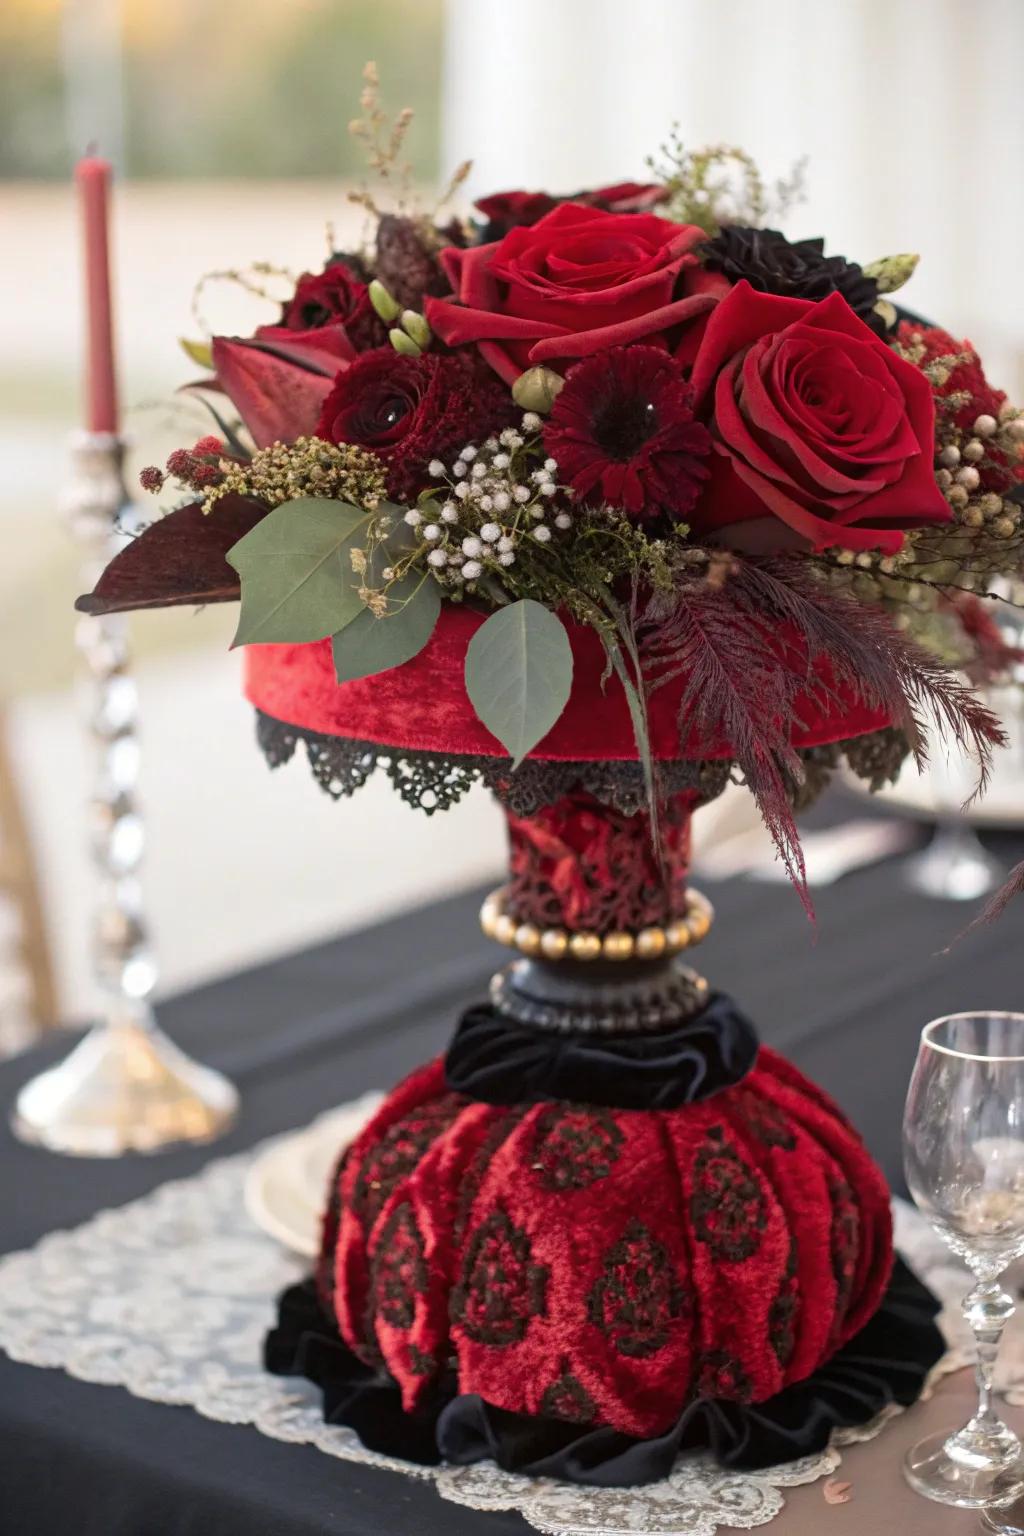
[11,432,238,1155]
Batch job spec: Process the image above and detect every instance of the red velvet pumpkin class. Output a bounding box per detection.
[319,1047,893,1437]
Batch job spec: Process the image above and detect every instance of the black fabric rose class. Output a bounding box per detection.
[701,226,887,335]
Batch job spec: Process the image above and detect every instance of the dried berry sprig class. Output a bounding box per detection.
[200,437,387,515]
[139,436,227,498]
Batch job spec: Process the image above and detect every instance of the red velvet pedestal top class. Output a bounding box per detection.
[244,607,888,761]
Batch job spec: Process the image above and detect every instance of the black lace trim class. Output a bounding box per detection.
[254,712,911,818]
[254,711,732,816]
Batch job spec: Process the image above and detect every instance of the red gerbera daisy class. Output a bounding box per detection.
[543,346,712,522]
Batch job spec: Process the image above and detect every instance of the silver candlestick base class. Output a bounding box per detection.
[10,429,238,1155]
[13,1000,238,1156]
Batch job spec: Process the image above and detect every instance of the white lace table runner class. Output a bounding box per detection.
[0,1102,1009,1536]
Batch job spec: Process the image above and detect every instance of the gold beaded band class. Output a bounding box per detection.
[479,887,714,962]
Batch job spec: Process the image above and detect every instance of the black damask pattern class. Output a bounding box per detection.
[540,1362,598,1424]
[407,1342,439,1377]
[451,1208,548,1345]
[452,1109,527,1247]
[690,1126,768,1262]
[352,1096,464,1229]
[732,1091,797,1151]
[370,1201,428,1330]
[828,1175,861,1342]
[587,1219,687,1359]
[769,1238,800,1367]
[696,1349,753,1402]
[531,1106,624,1191]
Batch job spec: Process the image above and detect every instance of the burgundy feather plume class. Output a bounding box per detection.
[638,556,1006,914]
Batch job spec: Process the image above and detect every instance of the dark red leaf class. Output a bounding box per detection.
[207,335,336,447]
[74,494,268,616]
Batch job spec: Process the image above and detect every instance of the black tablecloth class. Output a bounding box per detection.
[1,801,1022,1536]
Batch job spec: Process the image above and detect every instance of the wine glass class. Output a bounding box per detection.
[903,1011,1024,1508]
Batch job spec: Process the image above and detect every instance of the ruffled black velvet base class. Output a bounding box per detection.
[444,993,761,1110]
[265,1256,944,1488]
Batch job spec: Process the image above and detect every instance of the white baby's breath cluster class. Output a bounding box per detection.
[402,414,572,593]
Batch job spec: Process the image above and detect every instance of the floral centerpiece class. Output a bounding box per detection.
[83,68,1024,1487]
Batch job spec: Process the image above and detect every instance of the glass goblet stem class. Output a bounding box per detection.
[953,1276,1020,1469]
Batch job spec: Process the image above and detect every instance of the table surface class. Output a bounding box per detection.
[2,800,1023,1536]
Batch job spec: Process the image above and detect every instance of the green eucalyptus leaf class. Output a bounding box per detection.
[332,573,441,683]
[226,496,370,646]
[465,599,573,768]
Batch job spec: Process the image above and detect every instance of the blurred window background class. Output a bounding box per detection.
[0,0,1021,1034]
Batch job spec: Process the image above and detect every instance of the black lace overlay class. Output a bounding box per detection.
[255,712,731,816]
[265,1257,945,1488]
[254,712,910,817]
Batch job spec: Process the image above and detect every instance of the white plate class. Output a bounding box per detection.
[243,1091,384,1257]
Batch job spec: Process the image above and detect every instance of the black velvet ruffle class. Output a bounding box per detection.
[265,1256,944,1488]
[443,993,760,1110]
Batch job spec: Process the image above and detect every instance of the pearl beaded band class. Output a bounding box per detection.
[479,886,714,962]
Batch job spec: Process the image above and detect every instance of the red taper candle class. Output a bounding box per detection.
[76,155,119,434]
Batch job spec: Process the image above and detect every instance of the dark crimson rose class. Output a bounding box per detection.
[688,283,952,555]
[543,346,711,522]
[425,202,717,385]
[255,261,383,364]
[475,182,668,240]
[316,347,516,501]
[283,264,379,338]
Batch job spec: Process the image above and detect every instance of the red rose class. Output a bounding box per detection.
[425,202,716,385]
[688,283,952,554]
[474,182,667,239]
[255,261,383,365]
[316,348,516,501]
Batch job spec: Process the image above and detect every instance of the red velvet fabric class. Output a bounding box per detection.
[244,606,889,761]
[322,1050,893,1437]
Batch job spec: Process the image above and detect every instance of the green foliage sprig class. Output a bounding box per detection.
[647,132,806,235]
